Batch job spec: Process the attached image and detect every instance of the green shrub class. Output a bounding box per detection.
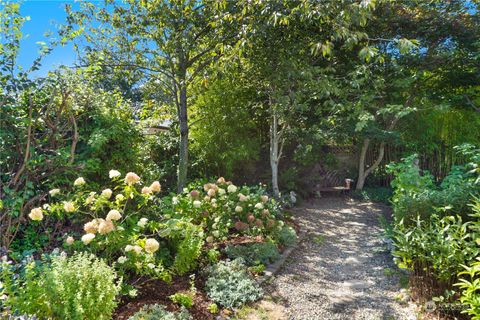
[43,252,122,320]
[128,304,192,320]
[158,178,284,241]
[351,187,393,204]
[393,213,478,281]
[276,225,297,247]
[169,292,194,309]
[205,259,263,308]
[388,146,480,310]
[170,222,204,275]
[30,171,171,283]
[0,252,121,320]
[456,258,480,319]
[387,153,479,225]
[225,242,280,266]
[0,257,50,318]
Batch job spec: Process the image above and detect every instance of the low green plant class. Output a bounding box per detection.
[43,252,122,320]
[0,252,121,320]
[169,292,194,309]
[206,248,220,263]
[455,258,480,319]
[312,234,325,245]
[0,256,50,318]
[205,259,263,308]
[224,242,280,266]
[276,225,297,247]
[248,264,266,274]
[207,303,219,314]
[128,304,192,320]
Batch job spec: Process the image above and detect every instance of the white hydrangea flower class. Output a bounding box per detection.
[124,172,140,185]
[141,186,153,195]
[172,196,179,205]
[218,188,226,195]
[109,170,121,179]
[63,201,75,213]
[227,185,237,193]
[81,233,95,245]
[144,238,160,253]
[193,200,202,208]
[85,192,96,205]
[49,188,60,196]
[254,203,264,210]
[235,206,243,213]
[65,236,74,246]
[117,256,127,264]
[73,177,85,186]
[137,217,148,228]
[84,220,99,234]
[106,209,122,221]
[150,181,161,192]
[147,263,155,269]
[116,194,125,201]
[101,188,113,199]
[132,245,142,255]
[28,207,43,221]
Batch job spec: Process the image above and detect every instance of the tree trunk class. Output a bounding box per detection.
[356,138,370,190]
[356,138,386,190]
[177,84,188,193]
[270,111,280,198]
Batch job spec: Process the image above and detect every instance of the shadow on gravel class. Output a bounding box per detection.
[266,197,415,320]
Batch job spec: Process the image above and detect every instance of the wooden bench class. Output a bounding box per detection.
[316,168,354,196]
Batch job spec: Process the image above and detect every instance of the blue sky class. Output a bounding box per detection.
[17,1,78,76]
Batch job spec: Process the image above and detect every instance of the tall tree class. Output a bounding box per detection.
[234,0,378,197]
[64,0,239,192]
[351,0,480,189]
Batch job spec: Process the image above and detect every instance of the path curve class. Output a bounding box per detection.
[266,197,417,320]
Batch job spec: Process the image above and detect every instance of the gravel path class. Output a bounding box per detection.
[266,197,417,320]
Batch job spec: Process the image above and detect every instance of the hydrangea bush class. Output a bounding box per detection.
[28,170,170,283]
[158,177,285,243]
[27,171,292,304]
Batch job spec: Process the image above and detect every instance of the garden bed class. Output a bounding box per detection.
[114,276,214,320]
[1,175,299,320]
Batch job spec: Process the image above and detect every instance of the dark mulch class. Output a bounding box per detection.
[113,275,214,320]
